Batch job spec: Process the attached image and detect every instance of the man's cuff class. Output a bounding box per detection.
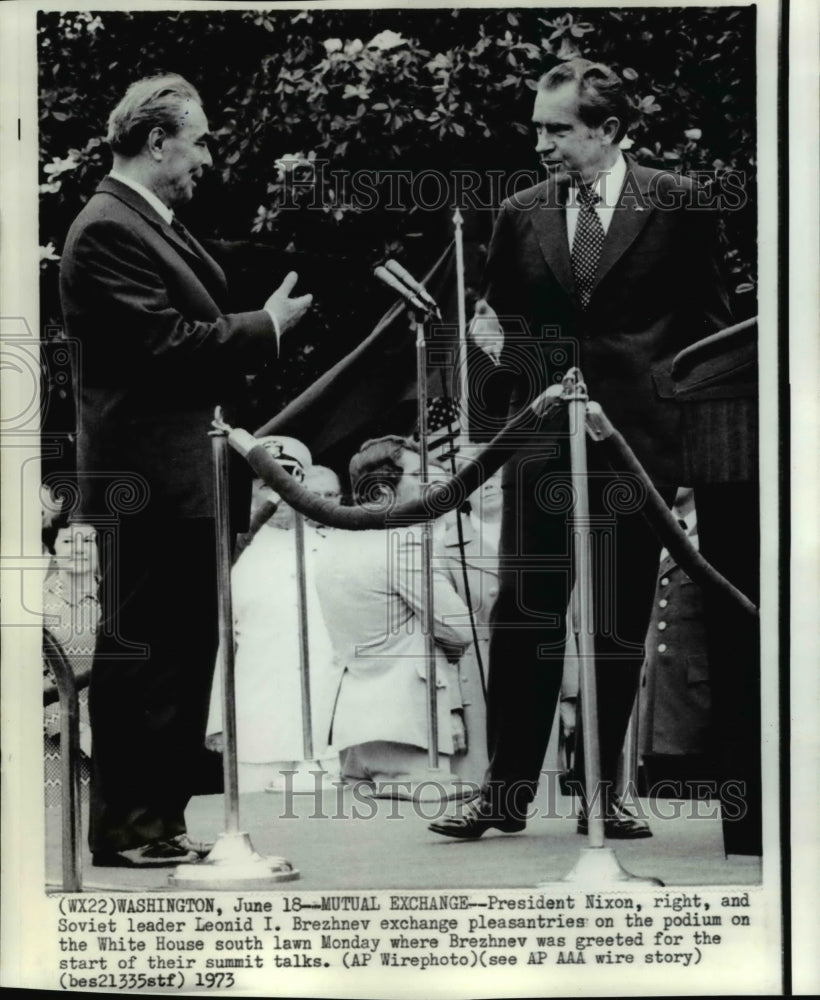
[265,307,281,352]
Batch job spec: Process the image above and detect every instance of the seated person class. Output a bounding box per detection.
[208,438,340,793]
[314,436,473,799]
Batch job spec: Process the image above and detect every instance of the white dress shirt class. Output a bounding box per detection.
[109,171,173,224]
[565,152,627,250]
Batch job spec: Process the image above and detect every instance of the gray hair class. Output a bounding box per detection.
[106,74,202,156]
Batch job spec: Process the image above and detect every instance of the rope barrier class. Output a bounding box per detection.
[223,381,757,619]
[221,384,567,531]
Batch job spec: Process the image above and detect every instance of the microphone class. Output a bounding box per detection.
[373,265,431,314]
[384,259,441,316]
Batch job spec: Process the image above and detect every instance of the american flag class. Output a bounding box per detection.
[416,396,462,468]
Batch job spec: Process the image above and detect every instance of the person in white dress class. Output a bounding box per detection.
[208,438,342,793]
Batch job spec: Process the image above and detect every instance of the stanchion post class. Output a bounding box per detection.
[293,511,314,762]
[566,373,606,851]
[212,418,240,834]
[537,370,662,887]
[169,408,300,887]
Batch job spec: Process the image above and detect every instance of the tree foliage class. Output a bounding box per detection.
[39,6,757,415]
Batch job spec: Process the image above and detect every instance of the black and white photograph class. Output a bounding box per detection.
[0,0,814,995]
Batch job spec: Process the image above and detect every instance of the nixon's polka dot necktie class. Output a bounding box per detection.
[571,186,604,310]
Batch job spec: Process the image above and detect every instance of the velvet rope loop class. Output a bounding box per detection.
[219,381,760,618]
[222,394,559,531]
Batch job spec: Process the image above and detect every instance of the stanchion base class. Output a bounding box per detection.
[537,847,664,888]
[265,775,342,795]
[168,831,300,889]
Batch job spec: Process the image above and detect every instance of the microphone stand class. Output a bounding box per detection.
[376,261,467,802]
[410,308,441,777]
[453,208,470,442]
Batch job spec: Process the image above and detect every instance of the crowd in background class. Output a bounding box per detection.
[43,435,712,807]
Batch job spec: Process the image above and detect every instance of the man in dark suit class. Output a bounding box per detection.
[430,58,733,841]
[60,74,312,866]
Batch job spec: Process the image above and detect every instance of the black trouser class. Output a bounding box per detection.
[484,438,674,821]
[88,517,219,854]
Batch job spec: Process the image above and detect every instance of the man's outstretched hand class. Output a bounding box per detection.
[264,271,313,340]
[470,298,503,367]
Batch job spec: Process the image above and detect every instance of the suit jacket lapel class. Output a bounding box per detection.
[590,160,655,297]
[165,224,228,296]
[526,163,657,307]
[527,179,575,301]
[96,177,227,298]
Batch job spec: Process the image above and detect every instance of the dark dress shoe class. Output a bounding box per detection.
[92,840,200,868]
[428,795,526,839]
[577,796,652,840]
[169,833,214,859]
